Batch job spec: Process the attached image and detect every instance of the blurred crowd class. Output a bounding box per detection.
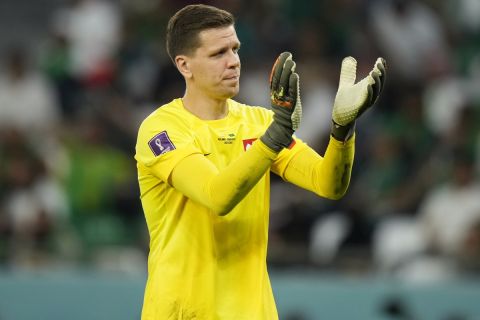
[1,0,480,281]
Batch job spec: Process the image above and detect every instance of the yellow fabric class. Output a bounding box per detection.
[135,98,354,319]
[281,136,355,199]
[170,139,277,215]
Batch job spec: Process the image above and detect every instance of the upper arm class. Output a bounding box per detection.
[168,153,221,210]
[135,114,201,183]
[135,116,225,213]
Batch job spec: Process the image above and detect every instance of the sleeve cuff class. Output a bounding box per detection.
[330,120,356,142]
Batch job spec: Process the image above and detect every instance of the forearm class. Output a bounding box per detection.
[169,140,277,215]
[284,136,355,199]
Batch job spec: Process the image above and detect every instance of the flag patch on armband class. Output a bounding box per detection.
[148,131,176,156]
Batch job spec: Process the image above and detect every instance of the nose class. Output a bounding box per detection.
[227,50,240,69]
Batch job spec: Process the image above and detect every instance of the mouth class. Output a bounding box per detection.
[224,75,240,81]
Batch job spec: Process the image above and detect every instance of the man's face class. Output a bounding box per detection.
[187,25,241,99]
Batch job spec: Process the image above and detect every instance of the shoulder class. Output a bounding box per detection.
[136,99,196,149]
[135,99,197,163]
[138,99,189,133]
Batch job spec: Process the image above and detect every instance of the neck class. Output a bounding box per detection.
[182,88,229,120]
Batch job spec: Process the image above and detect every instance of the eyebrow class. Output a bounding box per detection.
[210,41,241,54]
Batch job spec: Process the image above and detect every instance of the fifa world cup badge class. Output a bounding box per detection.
[148,131,176,156]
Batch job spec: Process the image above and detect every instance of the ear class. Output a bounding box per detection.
[175,55,192,79]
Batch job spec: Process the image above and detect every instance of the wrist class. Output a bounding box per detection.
[330,120,355,142]
[260,121,294,152]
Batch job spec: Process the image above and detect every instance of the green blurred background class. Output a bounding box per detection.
[1,0,480,319]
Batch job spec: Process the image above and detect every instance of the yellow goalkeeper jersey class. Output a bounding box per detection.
[135,98,353,319]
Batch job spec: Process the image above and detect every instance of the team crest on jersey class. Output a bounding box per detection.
[242,138,257,151]
[148,131,175,156]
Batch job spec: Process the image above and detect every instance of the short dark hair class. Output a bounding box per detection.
[166,4,234,63]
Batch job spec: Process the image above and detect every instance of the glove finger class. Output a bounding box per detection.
[270,52,292,92]
[288,71,299,105]
[339,56,357,88]
[290,72,302,130]
[376,57,386,93]
[279,59,295,98]
[370,70,381,102]
[357,83,374,119]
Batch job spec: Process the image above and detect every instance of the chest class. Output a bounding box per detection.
[193,123,264,168]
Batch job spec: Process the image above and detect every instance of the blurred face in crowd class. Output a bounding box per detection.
[6,50,27,80]
[452,161,475,187]
[177,25,241,100]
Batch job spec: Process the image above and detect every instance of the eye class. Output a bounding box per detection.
[211,49,226,57]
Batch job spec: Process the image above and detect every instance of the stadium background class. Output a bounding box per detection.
[0,0,480,319]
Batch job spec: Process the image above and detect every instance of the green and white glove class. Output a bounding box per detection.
[260,52,302,152]
[331,56,386,141]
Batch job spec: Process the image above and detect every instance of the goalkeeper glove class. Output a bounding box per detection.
[331,56,386,141]
[261,52,302,152]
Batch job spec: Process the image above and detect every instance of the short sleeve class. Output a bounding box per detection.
[135,113,202,182]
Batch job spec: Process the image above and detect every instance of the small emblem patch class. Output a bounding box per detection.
[148,131,175,156]
[242,138,257,151]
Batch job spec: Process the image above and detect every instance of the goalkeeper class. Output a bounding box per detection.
[135,4,386,320]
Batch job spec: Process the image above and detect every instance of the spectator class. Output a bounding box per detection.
[0,129,69,268]
[418,152,480,257]
[0,47,59,135]
[369,0,451,82]
[51,0,122,87]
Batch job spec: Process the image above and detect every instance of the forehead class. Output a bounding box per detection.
[197,25,239,50]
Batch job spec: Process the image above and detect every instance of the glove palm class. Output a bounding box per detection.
[332,57,386,132]
[261,52,302,151]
